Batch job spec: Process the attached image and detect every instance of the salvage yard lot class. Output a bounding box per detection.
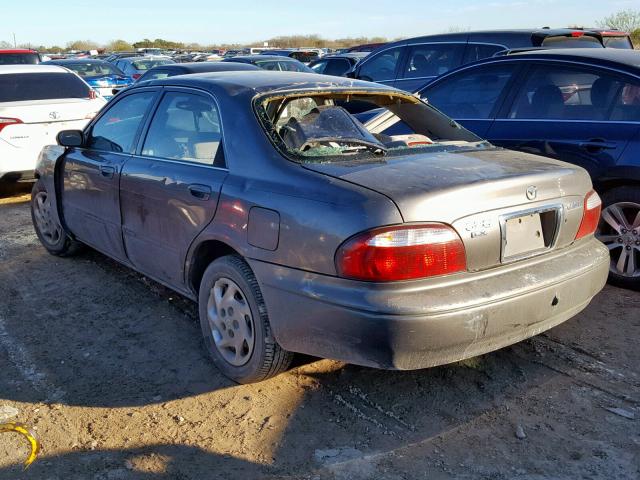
[0,190,639,479]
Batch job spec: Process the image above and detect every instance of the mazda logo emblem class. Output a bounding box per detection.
[526,186,537,201]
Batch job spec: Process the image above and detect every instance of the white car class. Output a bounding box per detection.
[0,65,106,182]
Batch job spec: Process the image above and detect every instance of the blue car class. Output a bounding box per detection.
[43,58,133,99]
[370,48,640,288]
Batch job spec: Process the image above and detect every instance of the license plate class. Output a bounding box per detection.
[502,213,546,260]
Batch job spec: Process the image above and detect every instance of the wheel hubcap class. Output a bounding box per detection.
[33,191,62,245]
[206,277,255,366]
[596,201,640,278]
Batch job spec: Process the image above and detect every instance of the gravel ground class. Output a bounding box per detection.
[0,187,638,479]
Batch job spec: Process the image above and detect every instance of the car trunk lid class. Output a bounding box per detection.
[303,146,593,271]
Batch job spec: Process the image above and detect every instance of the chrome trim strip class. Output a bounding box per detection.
[499,203,563,263]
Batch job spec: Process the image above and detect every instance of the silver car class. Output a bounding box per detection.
[113,56,175,81]
[31,72,609,383]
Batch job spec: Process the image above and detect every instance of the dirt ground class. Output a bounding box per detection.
[0,185,638,480]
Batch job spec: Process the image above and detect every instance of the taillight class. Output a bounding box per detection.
[0,117,23,133]
[571,31,584,37]
[336,224,467,282]
[132,74,141,80]
[575,190,602,240]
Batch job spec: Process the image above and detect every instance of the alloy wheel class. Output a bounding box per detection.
[596,201,640,278]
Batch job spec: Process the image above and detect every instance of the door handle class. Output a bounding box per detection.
[188,184,212,201]
[99,165,115,178]
[578,139,617,152]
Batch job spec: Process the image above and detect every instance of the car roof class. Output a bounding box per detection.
[44,58,111,65]
[320,52,369,60]
[0,64,67,75]
[379,28,604,49]
[0,49,38,54]
[150,62,261,73]
[140,70,395,96]
[506,47,640,69]
[225,55,303,62]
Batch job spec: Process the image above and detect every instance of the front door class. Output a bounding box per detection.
[62,89,158,261]
[119,88,228,289]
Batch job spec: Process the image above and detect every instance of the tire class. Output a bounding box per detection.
[30,179,83,257]
[596,186,640,291]
[198,255,293,383]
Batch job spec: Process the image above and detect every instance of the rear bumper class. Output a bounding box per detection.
[249,237,609,369]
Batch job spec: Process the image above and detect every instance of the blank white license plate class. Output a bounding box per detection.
[502,213,546,260]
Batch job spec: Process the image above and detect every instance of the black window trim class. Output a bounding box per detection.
[134,86,229,171]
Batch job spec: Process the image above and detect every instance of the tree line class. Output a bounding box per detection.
[2,9,639,53]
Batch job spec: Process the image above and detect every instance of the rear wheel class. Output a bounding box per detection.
[198,255,293,383]
[31,179,82,256]
[596,186,640,290]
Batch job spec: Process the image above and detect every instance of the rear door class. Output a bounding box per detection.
[62,88,158,261]
[119,87,228,288]
[395,43,466,92]
[487,62,640,180]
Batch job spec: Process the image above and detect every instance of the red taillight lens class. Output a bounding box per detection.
[575,190,602,240]
[571,31,584,37]
[336,224,467,282]
[132,73,141,80]
[0,117,23,133]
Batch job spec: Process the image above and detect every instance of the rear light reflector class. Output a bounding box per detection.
[571,31,584,37]
[575,190,602,240]
[0,117,23,133]
[336,224,466,282]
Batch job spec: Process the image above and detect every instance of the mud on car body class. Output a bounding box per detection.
[31,71,608,383]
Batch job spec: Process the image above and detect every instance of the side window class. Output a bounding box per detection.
[142,91,223,166]
[424,63,518,119]
[611,80,640,121]
[87,91,156,153]
[358,47,403,81]
[404,44,465,79]
[324,59,351,76]
[463,44,505,64]
[508,65,632,121]
[310,60,328,74]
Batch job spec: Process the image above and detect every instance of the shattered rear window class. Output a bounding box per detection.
[253,89,485,162]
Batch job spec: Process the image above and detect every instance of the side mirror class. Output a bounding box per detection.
[345,69,357,79]
[57,130,84,147]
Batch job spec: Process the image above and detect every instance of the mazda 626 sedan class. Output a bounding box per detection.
[31,71,609,383]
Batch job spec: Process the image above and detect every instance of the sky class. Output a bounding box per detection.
[1,0,637,47]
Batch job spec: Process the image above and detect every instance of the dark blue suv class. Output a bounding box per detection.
[415,48,640,289]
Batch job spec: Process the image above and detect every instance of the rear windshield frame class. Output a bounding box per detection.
[252,88,484,164]
[0,52,40,65]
